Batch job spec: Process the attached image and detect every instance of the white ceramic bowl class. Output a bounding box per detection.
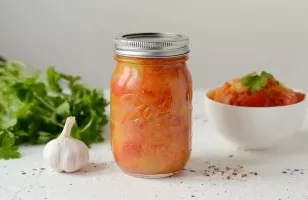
[204,90,307,150]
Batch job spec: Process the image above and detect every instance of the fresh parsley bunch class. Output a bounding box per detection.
[0,60,108,159]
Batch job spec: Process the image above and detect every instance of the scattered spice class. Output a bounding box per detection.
[40,168,45,170]
[186,163,258,180]
[228,155,234,158]
[191,195,195,198]
[21,172,26,175]
[282,171,287,174]
[282,168,305,175]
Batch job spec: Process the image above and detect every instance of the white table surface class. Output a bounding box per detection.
[1,90,308,200]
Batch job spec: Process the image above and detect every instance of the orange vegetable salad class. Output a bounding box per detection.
[208,71,305,107]
[111,55,192,175]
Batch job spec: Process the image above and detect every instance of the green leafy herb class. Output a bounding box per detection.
[241,71,275,92]
[0,130,20,159]
[0,60,108,159]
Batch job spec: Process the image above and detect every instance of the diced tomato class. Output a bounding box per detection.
[274,91,297,105]
[271,99,284,107]
[233,93,246,105]
[283,97,297,105]
[240,92,270,107]
[228,93,239,105]
[296,92,305,103]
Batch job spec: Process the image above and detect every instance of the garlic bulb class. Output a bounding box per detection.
[43,116,89,173]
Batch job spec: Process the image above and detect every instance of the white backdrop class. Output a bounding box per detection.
[1,0,308,90]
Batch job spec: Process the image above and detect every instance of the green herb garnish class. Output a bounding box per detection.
[241,71,275,92]
[0,60,108,159]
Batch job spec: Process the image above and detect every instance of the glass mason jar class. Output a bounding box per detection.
[110,33,192,178]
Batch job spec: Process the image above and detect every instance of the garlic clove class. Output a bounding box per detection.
[43,116,90,173]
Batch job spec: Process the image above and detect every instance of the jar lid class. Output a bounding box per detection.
[114,33,190,57]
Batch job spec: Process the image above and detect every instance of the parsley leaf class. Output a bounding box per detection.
[241,71,275,92]
[0,130,20,159]
[0,60,108,159]
[0,146,20,159]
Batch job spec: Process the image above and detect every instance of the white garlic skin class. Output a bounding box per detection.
[43,117,89,173]
[43,137,89,173]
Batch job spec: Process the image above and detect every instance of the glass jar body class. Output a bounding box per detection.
[110,55,192,178]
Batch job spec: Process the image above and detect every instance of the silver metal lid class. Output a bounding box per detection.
[114,33,190,57]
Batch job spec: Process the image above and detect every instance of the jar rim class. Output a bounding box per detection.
[114,32,190,57]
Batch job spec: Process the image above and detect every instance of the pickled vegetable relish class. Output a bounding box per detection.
[110,55,192,176]
[208,71,305,107]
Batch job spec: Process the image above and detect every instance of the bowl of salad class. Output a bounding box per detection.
[204,71,307,150]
